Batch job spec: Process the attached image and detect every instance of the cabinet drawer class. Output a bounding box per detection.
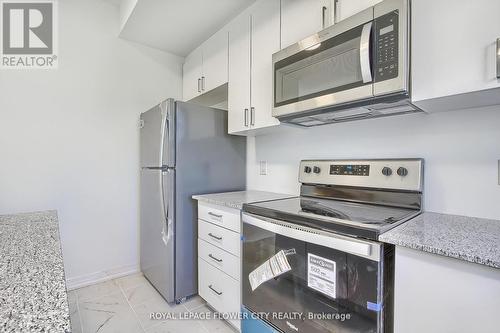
[198,202,241,233]
[198,238,240,281]
[198,258,240,326]
[198,219,240,257]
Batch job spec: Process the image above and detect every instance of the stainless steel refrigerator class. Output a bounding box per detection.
[140,99,246,303]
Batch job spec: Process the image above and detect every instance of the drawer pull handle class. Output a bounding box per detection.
[208,233,222,241]
[208,254,223,262]
[208,212,223,219]
[208,284,223,296]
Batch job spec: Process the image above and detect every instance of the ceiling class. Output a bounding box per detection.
[118,0,256,57]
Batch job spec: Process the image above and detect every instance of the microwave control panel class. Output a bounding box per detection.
[374,10,399,82]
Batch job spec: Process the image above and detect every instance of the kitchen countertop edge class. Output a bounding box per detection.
[192,190,295,210]
[380,212,500,269]
[0,210,71,333]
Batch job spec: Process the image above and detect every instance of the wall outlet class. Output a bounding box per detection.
[259,161,268,175]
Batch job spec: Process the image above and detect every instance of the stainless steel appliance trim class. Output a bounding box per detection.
[273,85,374,118]
[496,38,500,79]
[159,102,169,244]
[243,213,381,261]
[299,158,424,192]
[272,7,373,64]
[272,7,374,118]
[300,184,422,210]
[250,107,255,126]
[373,0,409,96]
[360,22,373,83]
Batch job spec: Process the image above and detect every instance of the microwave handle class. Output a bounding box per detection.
[360,22,373,83]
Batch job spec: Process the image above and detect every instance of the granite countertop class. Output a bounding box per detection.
[0,211,71,333]
[380,212,500,269]
[192,190,295,209]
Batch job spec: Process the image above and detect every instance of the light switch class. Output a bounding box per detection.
[259,161,268,175]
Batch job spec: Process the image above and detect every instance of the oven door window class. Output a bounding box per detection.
[274,23,373,108]
[242,222,384,333]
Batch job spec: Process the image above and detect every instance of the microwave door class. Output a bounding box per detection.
[272,8,375,118]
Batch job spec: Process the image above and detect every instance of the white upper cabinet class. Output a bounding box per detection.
[411,0,500,104]
[250,0,281,129]
[227,0,281,135]
[280,0,333,49]
[182,29,228,102]
[336,0,382,21]
[202,29,229,94]
[228,12,252,134]
[183,46,203,102]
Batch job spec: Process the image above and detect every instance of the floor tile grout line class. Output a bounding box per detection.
[75,292,84,333]
[118,279,148,333]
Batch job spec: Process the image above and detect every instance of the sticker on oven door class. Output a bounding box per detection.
[248,250,292,291]
[307,253,336,299]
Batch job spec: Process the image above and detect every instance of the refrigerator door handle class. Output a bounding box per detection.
[159,101,171,245]
[160,170,169,246]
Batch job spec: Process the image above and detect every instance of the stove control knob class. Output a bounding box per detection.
[397,167,408,177]
[304,166,312,174]
[313,166,321,174]
[382,167,392,176]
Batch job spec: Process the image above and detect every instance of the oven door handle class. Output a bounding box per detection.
[360,21,373,84]
[242,213,379,261]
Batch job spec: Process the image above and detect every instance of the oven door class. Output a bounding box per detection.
[272,8,374,118]
[242,213,393,333]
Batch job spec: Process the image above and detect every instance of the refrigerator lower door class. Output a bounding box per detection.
[140,168,175,303]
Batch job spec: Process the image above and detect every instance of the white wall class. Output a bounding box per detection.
[0,0,183,288]
[247,107,500,220]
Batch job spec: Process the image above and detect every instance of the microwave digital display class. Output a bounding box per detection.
[380,25,394,36]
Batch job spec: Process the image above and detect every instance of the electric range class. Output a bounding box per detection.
[241,159,423,333]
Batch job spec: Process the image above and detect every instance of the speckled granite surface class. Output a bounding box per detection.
[193,190,295,210]
[0,211,71,333]
[380,212,500,269]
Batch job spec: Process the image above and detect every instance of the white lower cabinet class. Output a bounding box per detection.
[394,246,500,333]
[197,202,241,331]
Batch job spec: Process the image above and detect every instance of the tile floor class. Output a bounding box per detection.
[68,273,237,333]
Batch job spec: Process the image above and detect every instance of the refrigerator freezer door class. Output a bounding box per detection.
[140,168,175,302]
[161,99,176,168]
[140,100,175,168]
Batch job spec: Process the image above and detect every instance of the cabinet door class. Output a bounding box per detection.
[228,13,251,134]
[280,0,333,49]
[412,0,500,102]
[182,47,202,101]
[250,0,280,130]
[394,247,500,333]
[202,28,229,93]
[336,0,382,21]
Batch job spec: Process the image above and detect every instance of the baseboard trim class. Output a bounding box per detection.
[66,263,140,290]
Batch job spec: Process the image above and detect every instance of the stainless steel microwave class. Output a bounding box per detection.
[272,0,421,127]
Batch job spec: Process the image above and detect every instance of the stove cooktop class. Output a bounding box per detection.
[243,196,421,240]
